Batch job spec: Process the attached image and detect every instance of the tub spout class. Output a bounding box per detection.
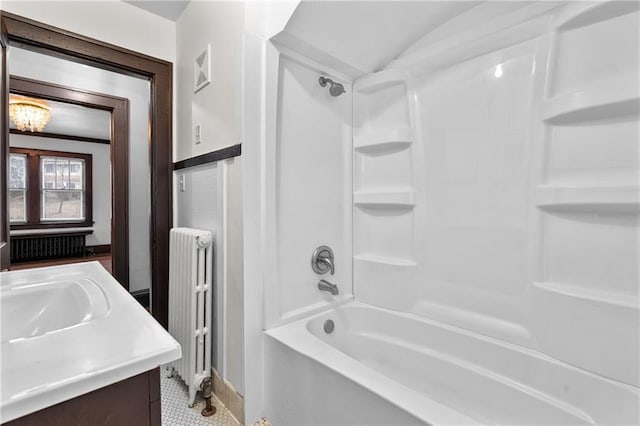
[318,279,339,295]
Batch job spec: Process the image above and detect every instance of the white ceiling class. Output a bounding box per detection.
[10,97,111,141]
[274,1,478,77]
[123,0,190,21]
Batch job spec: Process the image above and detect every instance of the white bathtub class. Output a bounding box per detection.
[265,301,639,425]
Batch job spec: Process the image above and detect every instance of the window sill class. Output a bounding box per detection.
[11,221,94,231]
[10,227,93,237]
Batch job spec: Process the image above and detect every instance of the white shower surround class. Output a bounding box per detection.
[262,45,354,328]
[259,1,640,424]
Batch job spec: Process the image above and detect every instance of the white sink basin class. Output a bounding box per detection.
[1,278,109,342]
[0,262,181,423]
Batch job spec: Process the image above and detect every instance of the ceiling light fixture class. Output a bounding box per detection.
[9,95,52,132]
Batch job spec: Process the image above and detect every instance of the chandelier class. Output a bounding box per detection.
[9,95,52,132]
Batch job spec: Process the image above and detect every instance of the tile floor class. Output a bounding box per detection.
[161,367,240,426]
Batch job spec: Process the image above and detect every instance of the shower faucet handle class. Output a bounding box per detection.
[312,245,335,275]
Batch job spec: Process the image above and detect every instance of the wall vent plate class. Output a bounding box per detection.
[194,44,211,93]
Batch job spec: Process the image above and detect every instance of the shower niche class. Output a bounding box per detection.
[353,69,417,274]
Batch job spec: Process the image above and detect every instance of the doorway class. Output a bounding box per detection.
[8,75,129,285]
[0,12,172,327]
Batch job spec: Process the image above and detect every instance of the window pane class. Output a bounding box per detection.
[41,157,57,189]
[10,154,26,189]
[56,159,70,189]
[41,190,84,220]
[9,189,26,222]
[69,160,84,190]
[39,156,86,223]
[41,156,83,190]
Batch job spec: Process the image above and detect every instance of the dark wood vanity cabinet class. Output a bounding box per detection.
[4,368,161,426]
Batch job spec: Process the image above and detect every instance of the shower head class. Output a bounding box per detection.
[329,82,346,97]
[319,76,346,97]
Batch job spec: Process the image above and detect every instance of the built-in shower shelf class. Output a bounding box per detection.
[533,281,639,310]
[354,190,415,208]
[354,254,416,267]
[536,185,640,213]
[542,75,639,124]
[354,69,409,94]
[555,0,639,31]
[354,127,412,153]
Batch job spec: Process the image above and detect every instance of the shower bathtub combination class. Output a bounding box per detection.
[251,1,640,424]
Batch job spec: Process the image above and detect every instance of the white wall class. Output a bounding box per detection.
[175,164,220,232]
[174,161,222,368]
[240,29,267,424]
[173,158,244,395]
[244,0,299,41]
[175,0,244,161]
[10,135,111,247]
[174,0,245,398]
[224,157,244,397]
[9,48,152,292]
[1,1,175,62]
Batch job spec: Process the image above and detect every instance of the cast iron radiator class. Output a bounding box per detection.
[168,227,214,407]
[10,231,91,263]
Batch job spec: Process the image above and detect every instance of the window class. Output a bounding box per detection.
[41,156,85,221]
[9,148,93,229]
[9,154,27,222]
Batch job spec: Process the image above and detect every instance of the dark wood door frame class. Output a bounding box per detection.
[9,76,129,285]
[10,129,111,145]
[1,11,173,328]
[0,17,9,271]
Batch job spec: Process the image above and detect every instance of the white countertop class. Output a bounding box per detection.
[0,262,181,423]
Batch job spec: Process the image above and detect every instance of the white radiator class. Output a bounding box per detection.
[168,227,214,406]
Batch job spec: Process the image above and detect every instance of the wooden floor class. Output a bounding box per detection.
[9,254,112,274]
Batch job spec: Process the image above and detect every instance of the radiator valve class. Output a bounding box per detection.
[200,377,216,417]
